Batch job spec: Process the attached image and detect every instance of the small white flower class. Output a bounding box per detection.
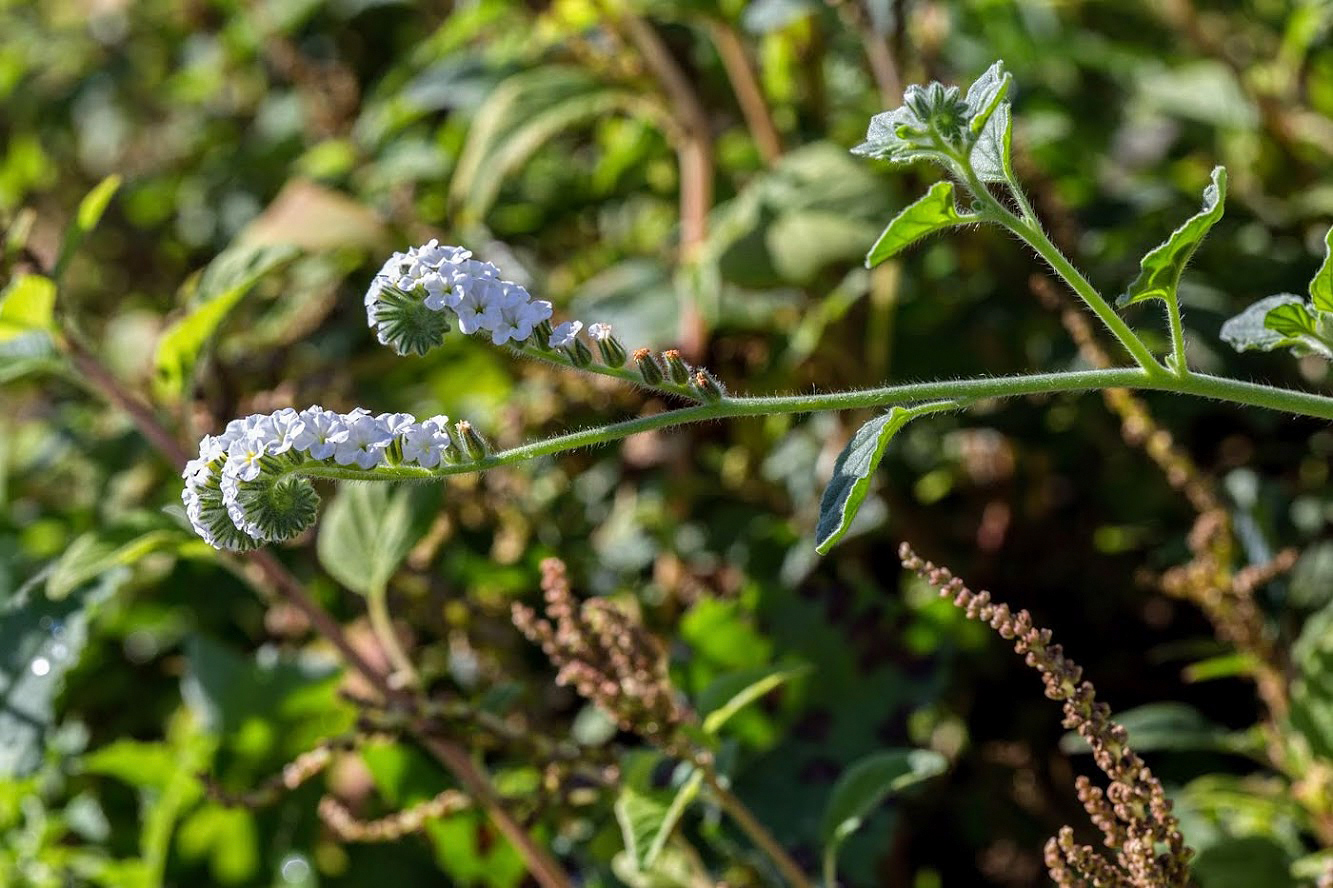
[225,432,269,482]
[488,283,547,345]
[377,412,417,435]
[550,320,582,349]
[455,276,504,334]
[401,415,453,468]
[291,407,348,459]
[588,322,614,342]
[333,412,393,469]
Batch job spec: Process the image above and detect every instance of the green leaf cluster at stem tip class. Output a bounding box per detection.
[1223,226,1333,359]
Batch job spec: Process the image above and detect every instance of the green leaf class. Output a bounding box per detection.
[1265,300,1319,339]
[0,273,57,339]
[316,483,434,596]
[152,243,300,401]
[1220,294,1309,353]
[964,61,1013,182]
[53,175,121,282]
[0,274,62,382]
[1058,703,1244,755]
[1312,226,1333,314]
[0,571,120,777]
[1119,166,1227,307]
[815,403,951,554]
[614,751,703,870]
[697,664,809,735]
[45,529,184,601]
[864,182,970,269]
[819,748,947,877]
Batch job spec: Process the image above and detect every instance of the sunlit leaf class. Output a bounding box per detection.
[1312,226,1333,314]
[45,529,185,601]
[697,664,809,735]
[53,175,121,281]
[864,182,970,268]
[1119,166,1227,308]
[152,243,300,402]
[1220,294,1309,353]
[0,273,56,339]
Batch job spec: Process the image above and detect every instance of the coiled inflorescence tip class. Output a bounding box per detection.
[182,407,461,550]
[363,240,629,366]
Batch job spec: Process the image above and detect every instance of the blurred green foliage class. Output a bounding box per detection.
[3,0,1333,885]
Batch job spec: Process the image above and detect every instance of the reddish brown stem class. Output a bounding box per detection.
[616,11,714,360]
[707,20,783,165]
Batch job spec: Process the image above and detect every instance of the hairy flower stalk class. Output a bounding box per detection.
[182,406,460,549]
[898,543,1193,887]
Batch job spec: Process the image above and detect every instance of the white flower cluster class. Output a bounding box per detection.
[364,240,556,353]
[182,407,457,550]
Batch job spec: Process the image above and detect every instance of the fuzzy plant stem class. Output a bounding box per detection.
[702,769,815,888]
[959,164,1165,375]
[56,336,576,888]
[281,365,1333,488]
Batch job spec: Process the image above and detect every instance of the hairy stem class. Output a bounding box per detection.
[963,170,1164,375]
[284,366,1333,487]
[703,770,814,888]
[708,19,783,165]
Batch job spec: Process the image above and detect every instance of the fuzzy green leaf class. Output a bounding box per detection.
[816,404,951,554]
[1119,166,1227,308]
[864,182,969,269]
[316,483,433,596]
[1265,300,1319,339]
[1310,226,1333,315]
[697,664,809,735]
[152,243,299,402]
[1220,294,1308,352]
[53,175,121,282]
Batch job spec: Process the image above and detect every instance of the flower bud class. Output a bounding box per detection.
[453,420,490,462]
[369,286,453,357]
[588,322,626,367]
[691,369,725,402]
[566,337,594,367]
[633,348,664,385]
[661,350,691,385]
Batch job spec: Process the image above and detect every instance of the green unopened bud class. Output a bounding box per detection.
[454,420,489,462]
[531,319,553,349]
[634,348,664,385]
[662,349,691,385]
[589,323,627,366]
[565,337,594,367]
[691,369,725,402]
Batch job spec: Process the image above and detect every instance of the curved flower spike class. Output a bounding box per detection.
[181,407,469,550]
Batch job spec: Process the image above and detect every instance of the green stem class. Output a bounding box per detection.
[1166,299,1190,376]
[702,770,813,888]
[959,166,1163,375]
[366,583,418,688]
[284,367,1333,485]
[512,341,700,402]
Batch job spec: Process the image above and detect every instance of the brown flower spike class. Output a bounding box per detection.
[899,542,1194,888]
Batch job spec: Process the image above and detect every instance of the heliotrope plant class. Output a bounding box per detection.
[184,60,1333,559]
[170,60,1333,886]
